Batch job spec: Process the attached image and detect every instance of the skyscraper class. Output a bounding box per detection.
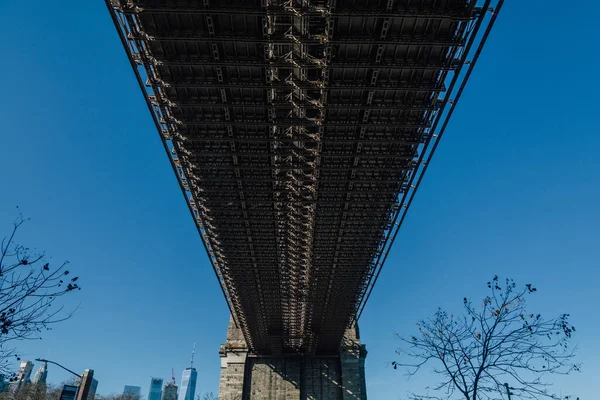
[11,360,33,392]
[78,369,96,400]
[31,362,48,398]
[123,385,142,400]
[177,369,197,400]
[32,362,48,385]
[161,382,177,400]
[177,346,198,400]
[72,373,98,400]
[148,378,163,400]
[88,378,99,400]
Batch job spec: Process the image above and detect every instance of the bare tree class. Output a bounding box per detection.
[95,393,145,400]
[393,276,580,400]
[44,384,62,400]
[197,392,241,400]
[122,393,143,400]
[94,394,122,400]
[0,382,61,400]
[0,212,81,373]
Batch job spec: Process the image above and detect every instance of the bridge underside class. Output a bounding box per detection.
[107,0,500,356]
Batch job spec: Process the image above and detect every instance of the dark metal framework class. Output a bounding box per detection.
[106,0,502,355]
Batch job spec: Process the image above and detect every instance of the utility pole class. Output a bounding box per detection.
[504,383,512,400]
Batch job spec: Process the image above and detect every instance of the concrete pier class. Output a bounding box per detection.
[219,318,367,400]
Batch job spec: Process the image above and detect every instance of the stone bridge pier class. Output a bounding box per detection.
[219,318,367,400]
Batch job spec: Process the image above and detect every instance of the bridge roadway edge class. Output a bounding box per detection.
[219,317,367,400]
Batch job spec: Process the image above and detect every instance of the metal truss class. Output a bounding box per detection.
[120,3,477,20]
[106,0,503,355]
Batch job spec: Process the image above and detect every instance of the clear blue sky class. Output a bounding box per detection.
[0,1,598,399]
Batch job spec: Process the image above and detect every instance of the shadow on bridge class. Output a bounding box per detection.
[243,352,364,399]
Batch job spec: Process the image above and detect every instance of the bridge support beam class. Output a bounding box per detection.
[219,317,367,400]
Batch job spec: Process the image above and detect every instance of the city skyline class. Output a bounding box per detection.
[113,354,198,400]
[2,359,200,400]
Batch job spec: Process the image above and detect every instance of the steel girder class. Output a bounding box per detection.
[106,0,503,355]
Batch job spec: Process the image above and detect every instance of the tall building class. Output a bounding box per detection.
[73,372,98,400]
[77,369,96,400]
[32,362,48,385]
[177,369,196,400]
[30,362,49,398]
[161,382,177,400]
[123,385,141,399]
[59,384,79,400]
[177,346,198,400]
[148,378,163,400]
[11,360,33,392]
[88,378,99,400]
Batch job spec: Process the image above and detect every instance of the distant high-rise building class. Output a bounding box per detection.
[148,378,163,400]
[77,369,96,400]
[30,362,49,397]
[123,385,141,399]
[177,369,196,400]
[11,360,33,392]
[59,384,79,400]
[161,382,177,400]
[32,362,48,385]
[177,345,198,400]
[88,378,99,400]
[16,360,34,383]
[76,373,99,400]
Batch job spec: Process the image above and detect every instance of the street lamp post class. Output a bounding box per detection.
[34,358,81,378]
[34,359,94,400]
[504,383,512,400]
